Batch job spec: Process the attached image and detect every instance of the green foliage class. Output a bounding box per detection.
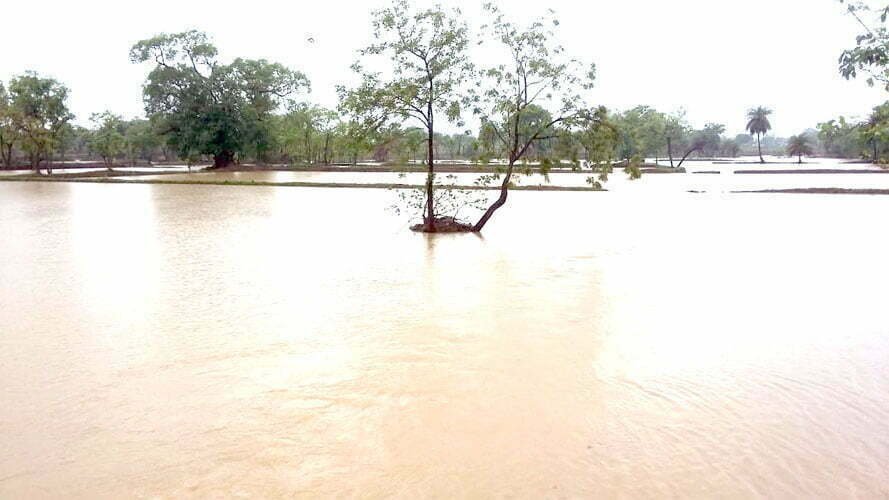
[0,82,17,168]
[746,107,773,136]
[838,1,889,89]
[6,72,74,170]
[88,112,126,168]
[786,134,814,161]
[339,0,471,226]
[130,30,309,167]
[124,119,163,164]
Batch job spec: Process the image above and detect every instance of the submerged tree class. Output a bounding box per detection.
[786,134,814,163]
[746,106,773,163]
[130,31,309,168]
[468,3,597,232]
[339,0,471,232]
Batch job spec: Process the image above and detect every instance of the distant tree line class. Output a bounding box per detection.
[1,0,888,230]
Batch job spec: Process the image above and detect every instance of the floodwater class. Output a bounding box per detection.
[116,157,889,194]
[2,181,889,497]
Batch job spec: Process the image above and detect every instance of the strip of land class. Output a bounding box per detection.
[0,176,604,191]
[734,188,889,195]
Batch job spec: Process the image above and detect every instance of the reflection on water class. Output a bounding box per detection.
[1,182,889,497]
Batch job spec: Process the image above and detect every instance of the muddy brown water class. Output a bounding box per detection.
[1,181,888,497]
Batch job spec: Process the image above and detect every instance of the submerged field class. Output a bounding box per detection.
[1,179,888,497]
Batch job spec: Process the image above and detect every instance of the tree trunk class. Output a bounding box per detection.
[667,137,674,168]
[798,153,802,164]
[424,123,435,232]
[323,132,331,165]
[0,143,11,169]
[757,133,764,163]
[472,162,513,232]
[874,141,879,164]
[676,147,701,169]
[213,151,234,168]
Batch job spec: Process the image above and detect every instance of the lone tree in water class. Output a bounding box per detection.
[339,0,471,232]
[130,31,309,168]
[469,3,596,232]
[746,106,773,163]
[786,134,814,164]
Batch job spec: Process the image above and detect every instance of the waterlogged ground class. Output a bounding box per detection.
[1,181,889,497]
[97,156,889,193]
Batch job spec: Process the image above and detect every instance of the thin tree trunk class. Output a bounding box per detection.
[424,122,435,232]
[757,133,764,163]
[874,141,879,164]
[667,137,674,168]
[676,147,701,169]
[472,162,513,232]
[323,132,331,165]
[798,153,802,164]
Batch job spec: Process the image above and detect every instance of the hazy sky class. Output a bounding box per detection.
[0,0,883,136]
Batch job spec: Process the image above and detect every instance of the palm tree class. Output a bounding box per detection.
[786,134,814,164]
[746,107,773,163]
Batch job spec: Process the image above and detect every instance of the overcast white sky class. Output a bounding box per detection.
[0,0,883,136]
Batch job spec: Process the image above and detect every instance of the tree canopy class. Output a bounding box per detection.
[130,30,310,168]
[339,0,471,231]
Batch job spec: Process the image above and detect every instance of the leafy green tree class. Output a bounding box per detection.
[786,134,814,163]
[0,82,18,168]
[88,112,126,169]
[578,106,621,187]
[817,117,865,158]
[698,123,725,157]
[339,0,471,232]
[130,30,309,168]
[468,3,596,232]
[746,106,773,163]
[662,111,690,167]
[7,72,74,173]
[861,101,889,162]
[124,119,162,165]
[838,1,889,89]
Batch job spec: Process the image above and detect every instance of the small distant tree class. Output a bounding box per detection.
[664,111,689,167]
[338,0,471,232]
[861,101,889,162]
[721,138,741,157]
[7,72,73,174]
[88,112,126,170]
[786,134,814,163]
[124,119,162,165]
[746,106,773,163]
[468,3,597,232]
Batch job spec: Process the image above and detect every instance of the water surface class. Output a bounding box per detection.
[1,182,888,497]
